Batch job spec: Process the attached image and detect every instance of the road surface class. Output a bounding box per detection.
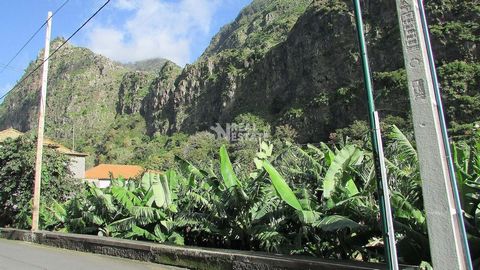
[0,238,187,270]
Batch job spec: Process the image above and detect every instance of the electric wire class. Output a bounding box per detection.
[0,0,111,101]
[0,63,22,72]
[0,0,70,75]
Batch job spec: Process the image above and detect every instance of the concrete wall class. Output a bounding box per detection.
[69,156,85,179]
[0,228,417,270]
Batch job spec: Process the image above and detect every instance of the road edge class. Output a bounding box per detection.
[0,228,416,270]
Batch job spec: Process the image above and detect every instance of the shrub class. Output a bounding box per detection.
[0,135,80,228]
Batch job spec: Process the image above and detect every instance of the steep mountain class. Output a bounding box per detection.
[0,0,478,165]
[201,0,312,57]
[0,38,128,151]
[0,38,179,165]
[146,0,478,141]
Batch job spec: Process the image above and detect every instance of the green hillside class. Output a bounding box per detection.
[0,0,478,167]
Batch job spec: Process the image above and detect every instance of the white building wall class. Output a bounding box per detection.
[69,156,85,179]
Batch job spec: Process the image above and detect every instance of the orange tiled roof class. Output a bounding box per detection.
[0,128,88,157]
[85,164,144,180]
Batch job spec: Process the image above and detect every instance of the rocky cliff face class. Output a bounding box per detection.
[0,38,129,148]
[143,0,478,142]
[117,71,155,115]
[147,0,478,142]
[0,0,478,157]
[141,61,182,134]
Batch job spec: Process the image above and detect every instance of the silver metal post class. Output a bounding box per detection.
[374,112,399,270]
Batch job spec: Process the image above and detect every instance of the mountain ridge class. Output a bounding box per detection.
[0,0,478,166]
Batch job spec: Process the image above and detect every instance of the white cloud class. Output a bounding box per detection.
[113,0,137,10]
[86,0,220,66]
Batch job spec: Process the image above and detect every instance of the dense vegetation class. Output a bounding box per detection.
[2,127,478,267]
[0,135,79,227]
[0,0,478,267]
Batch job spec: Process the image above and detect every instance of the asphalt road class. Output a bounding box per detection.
[0,238,187,270]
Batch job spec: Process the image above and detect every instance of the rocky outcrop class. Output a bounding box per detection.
[117,71,154,115]
[145,0,402,141]
[146,0,478,142]
[141,61,181,134]
[201,0,312,57]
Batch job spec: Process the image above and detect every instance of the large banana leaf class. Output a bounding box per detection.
[160,174,171,206]
[165,169,179,191]
[320,142,335,165]
[263,160,303,211]
[141,172,153,192]
[388,125,417,162]
[174,155,207,179]
[314,215,363,232]
[125,225,159,241]
[220,145,239,189]
[108,216,136,232]
[152,181,166,208]
[111,186,141,211]
[391,191,425,225]
[323,145,362,199]
[142,172,168,208]
[89,185,116,213]
[298,210,321,225]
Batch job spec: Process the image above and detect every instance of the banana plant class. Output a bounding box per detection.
[452,137,480,263]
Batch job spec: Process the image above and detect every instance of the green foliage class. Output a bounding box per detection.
[26,127,480,266]
[203,0,312,56]
[0,0,478,266]
[427,0,479,61]
[95,114,149,165]
[452,136,480,259]
[438,61,480,136]
[219,145,240,189]
[233,113,271,134]
[0,135,79,228]
[322,145,362,199]
[263,160,302,211]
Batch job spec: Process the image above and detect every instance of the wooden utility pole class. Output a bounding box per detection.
[395,0,470,269]
[32,11,52,231]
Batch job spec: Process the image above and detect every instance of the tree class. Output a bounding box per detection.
[0,135,79,228]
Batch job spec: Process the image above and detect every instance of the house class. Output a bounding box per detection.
[0,128,88,179]
[84,164,144,188]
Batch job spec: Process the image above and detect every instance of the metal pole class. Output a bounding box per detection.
[352,1,399,269]
[416,1,473,268]
[394,0,470,268]
[374,111,399,268]
[32,11,52,231]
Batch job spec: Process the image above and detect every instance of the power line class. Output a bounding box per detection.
[0,0,70,75]
[0,0,111,101]
[0,63,22,72]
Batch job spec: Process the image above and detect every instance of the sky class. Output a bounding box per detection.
[0,0,252,102]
